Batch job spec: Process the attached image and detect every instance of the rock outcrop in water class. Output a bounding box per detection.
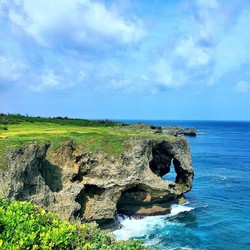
[150,126,197,136]
[0,136,194,226]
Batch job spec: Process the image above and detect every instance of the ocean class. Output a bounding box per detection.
[113,121,250,250]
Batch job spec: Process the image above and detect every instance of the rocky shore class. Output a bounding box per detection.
[0,126,194,228]
[150,125,197,136]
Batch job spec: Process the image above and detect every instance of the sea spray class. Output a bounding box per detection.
[113,204,194,241]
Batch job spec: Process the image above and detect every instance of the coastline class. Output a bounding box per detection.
[0,114,194,229]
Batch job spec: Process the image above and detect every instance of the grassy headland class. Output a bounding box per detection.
[0,114,174,249]
[0,114,175,157]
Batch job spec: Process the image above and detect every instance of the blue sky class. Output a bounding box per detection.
[1,0,250,120]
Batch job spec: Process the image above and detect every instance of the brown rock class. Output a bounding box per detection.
[0,136,194,226]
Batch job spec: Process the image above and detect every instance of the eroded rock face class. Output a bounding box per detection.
[0,136,194,225]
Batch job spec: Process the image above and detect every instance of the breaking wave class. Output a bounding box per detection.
[113,204,194,241]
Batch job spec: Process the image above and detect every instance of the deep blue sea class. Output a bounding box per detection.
[114,121,250,250]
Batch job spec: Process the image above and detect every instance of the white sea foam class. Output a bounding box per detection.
[167,247,195,250]
[219,175,227,180]
[196,131,208,135]
[167,204,194,217]
[113,204,194,241]
[113,215,164,240]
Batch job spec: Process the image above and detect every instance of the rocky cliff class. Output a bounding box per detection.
[0,136,194,227]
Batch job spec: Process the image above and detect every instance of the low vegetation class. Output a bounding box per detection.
[0,113,122,127]
[0,199,148,250]
[0,115,174,248]
[0,115,173,249]
[0,114,174,157]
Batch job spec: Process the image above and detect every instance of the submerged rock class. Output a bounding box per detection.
[0,136,194,227]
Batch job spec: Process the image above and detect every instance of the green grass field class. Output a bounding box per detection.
[0,114,174,158]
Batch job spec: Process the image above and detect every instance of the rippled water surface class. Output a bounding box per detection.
[114,121,250,250]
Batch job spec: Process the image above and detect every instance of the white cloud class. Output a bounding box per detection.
[195,0,219,9]
[30,69,71,92]
[152,58,190,90]
[1,0,250,95]
[211,7,250,83]
[0,54,28,83]
[149,1,250,92]
[2,0,145,48]
[153,60,175,88]
[107,74,150,94]
[174,37,211,68]
[29,58,94,92]
[148,0,218,90]
[234,81,250,93]
[41,70,60,87]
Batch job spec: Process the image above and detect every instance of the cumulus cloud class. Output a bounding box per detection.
[152,59,186,89]
[0,54,28,84]
[1,0,145,48]
[234,81,250,93]
[195,0,219,9]
[1,0,250,95]
[211,7,250,84]
[150,0,218,90]
[174,37,212,68]
[28,55,94,92]
[0,0,146,92]
[150,0,250,92]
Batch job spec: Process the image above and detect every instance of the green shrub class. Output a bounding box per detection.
[0,199,148,250]
[0,114,124,127]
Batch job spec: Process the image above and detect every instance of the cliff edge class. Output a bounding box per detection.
[0,135,194,227]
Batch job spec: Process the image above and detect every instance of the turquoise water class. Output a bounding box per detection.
[114,121,250,250]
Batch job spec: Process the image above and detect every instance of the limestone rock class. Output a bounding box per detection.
[0,136,194,226]
[161,126,197,136]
